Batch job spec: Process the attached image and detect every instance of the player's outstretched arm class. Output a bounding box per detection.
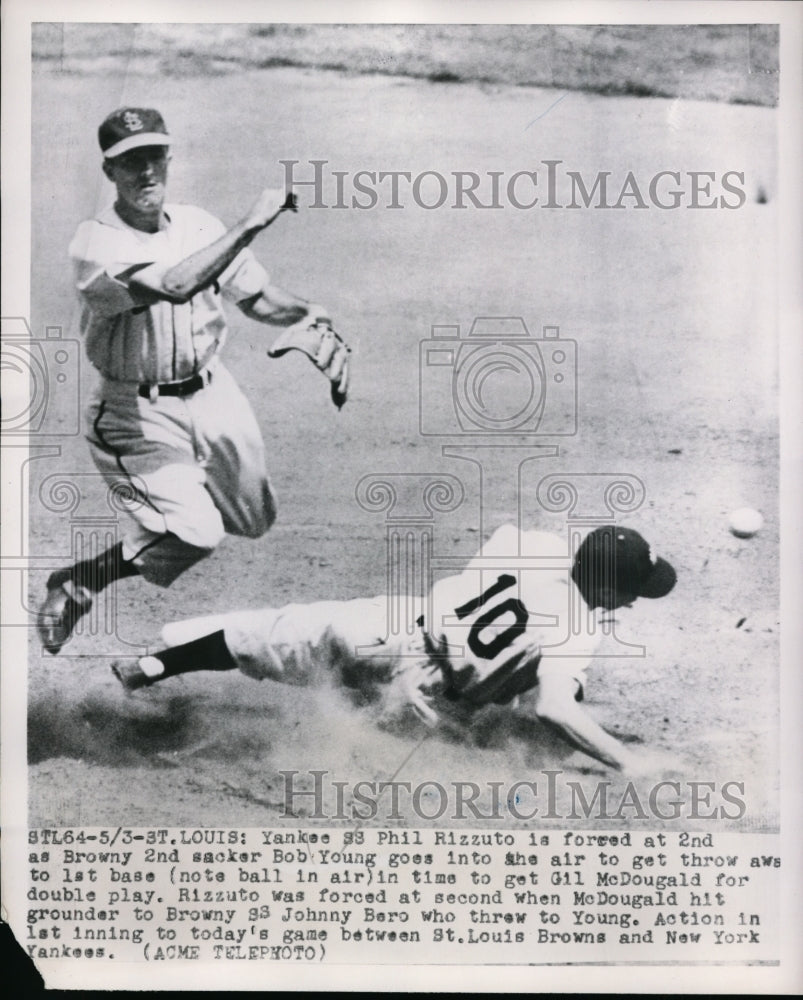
[128,188,293,304]
[533,673,641,774]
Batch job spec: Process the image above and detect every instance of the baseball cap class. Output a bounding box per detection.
[98,108,170,159]
[573,526,677,600]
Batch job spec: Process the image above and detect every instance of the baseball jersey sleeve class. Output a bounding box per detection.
[68,221,145,317]
[218,249,268,303]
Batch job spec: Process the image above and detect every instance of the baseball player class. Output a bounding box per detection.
[37,107,349,655]
[111,523,677,775]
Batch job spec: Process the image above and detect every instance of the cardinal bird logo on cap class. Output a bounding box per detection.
[122,111,144,132]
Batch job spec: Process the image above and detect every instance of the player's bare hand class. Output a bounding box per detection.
[380,662,440,727]
[245,188,294,230]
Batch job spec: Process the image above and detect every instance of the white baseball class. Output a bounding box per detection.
[729,507,763,538]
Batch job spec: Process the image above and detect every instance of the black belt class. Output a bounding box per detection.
[138,369,212,400]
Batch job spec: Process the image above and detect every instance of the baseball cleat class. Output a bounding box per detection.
[111,656,164,692]
[37,570,93,654]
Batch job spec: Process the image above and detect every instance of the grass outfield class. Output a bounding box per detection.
[33,22,779,106]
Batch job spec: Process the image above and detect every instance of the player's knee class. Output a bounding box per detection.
[242,514,274,540]
[222,484,276,540]
[243,488,277,539]
[194,524,227,551]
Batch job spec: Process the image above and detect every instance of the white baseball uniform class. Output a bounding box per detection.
[70,202,276,586]
[161,527,606,711]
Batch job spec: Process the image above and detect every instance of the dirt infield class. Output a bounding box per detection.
[27,56,778,829]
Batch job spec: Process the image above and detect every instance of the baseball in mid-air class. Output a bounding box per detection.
[729,507,763,538]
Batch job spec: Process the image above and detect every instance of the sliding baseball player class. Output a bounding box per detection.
[111,523,677,775]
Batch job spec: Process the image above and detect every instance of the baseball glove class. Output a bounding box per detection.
[267,318,350,409]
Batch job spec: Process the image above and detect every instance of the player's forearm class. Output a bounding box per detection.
[537,702,634,772]
[239,283,327,327]
[125,221,263,305]
[158,219,265,302]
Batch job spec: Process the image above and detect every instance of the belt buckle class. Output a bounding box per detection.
[149,384,159,403]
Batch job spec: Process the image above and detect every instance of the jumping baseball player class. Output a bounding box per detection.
[111,523,677,775]
[37,107,349,654]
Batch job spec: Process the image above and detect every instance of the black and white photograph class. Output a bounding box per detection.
[2,0,801,991]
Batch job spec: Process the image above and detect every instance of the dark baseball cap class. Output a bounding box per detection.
[573,526,677,600]
[99,108,170,159]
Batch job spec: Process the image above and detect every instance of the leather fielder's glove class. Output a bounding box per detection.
[267,317,350,409]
